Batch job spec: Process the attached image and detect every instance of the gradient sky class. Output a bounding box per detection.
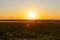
[0,0,60,20]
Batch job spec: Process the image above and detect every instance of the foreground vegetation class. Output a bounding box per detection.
[0,21,60,40]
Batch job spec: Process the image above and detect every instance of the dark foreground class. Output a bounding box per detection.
[0,20,60,40]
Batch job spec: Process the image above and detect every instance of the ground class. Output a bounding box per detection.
[0,20,60,40]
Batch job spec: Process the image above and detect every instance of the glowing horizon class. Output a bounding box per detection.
[0,0,60,20]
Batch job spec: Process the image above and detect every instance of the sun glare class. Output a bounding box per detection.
[26,11,36,19]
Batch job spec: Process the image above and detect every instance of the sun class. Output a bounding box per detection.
[26,11,36,19]
[27,12,35,18]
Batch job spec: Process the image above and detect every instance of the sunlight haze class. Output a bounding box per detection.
[0,0,60,20]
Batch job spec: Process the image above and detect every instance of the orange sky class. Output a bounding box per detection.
[0,0,60,20]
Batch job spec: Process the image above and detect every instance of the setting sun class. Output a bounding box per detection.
[26,11,37,20]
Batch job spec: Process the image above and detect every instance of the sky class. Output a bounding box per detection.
[0,0,60,20]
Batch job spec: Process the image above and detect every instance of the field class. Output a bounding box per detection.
[0,20,60,40]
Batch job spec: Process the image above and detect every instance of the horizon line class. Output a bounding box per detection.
[0,19,60,21]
